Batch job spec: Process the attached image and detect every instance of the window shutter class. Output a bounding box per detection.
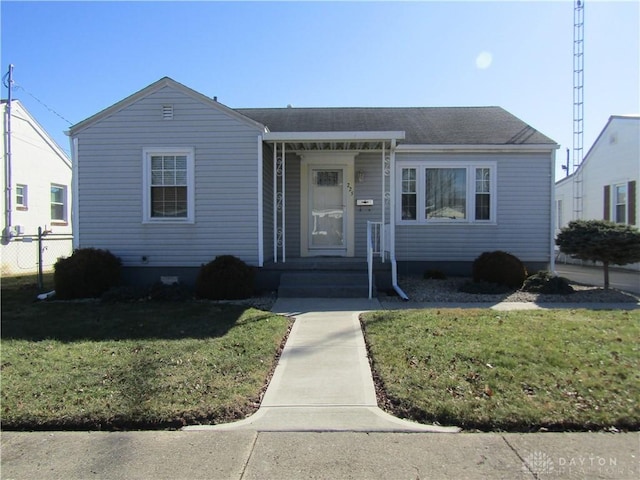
[629,180,637,225]
[603,185,610,221]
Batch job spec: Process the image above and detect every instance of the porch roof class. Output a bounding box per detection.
[262,130,405,151]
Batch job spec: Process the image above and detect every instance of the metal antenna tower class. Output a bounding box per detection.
[572,0,585,219]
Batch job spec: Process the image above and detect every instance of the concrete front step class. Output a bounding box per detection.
[278,272,373,298]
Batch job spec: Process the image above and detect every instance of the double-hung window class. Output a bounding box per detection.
[16,184,27,210]
[614,184,627,224]
[51,184,67,223]
[143,148,195,223]
[398,162,496,224]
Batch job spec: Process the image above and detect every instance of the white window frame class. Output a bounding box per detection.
[50,184,68,223]
[613,183,627,224]
[142,147,195,223]
[16,184,27,209]
[396,161,497,225]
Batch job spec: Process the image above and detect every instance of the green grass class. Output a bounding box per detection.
[1,275,291,430]
[361,308,640,432]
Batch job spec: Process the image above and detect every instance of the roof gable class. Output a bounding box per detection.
[69,77,265,135]
[3,100,71,168]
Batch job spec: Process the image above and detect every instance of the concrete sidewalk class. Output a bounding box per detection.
[2,430,638,479]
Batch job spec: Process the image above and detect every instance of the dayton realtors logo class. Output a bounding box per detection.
[522,451,555,475]
[522,450,630,477]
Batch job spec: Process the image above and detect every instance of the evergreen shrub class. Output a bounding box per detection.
[54,248,122,299]
[195,255,255,300]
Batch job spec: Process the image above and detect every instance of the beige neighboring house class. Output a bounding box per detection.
[555,115,639,270]
[1,99,72,276]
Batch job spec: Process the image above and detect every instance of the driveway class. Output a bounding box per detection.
[555,263,640,295]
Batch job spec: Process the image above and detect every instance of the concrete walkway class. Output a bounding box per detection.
[185,298,455,432]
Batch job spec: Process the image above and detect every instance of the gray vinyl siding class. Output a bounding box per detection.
[354,153,386,257]
[76,86,263,267]
[395,152,552,263]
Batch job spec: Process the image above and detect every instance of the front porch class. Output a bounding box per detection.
[256,256,393,298]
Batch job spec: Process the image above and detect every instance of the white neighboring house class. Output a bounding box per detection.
[555,115,639,270]
[1,99,73,276]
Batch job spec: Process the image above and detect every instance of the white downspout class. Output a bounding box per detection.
[389,139,409,300]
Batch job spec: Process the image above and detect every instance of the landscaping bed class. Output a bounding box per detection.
[361,308,640,432]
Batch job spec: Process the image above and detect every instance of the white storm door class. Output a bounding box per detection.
[309,168,346,254]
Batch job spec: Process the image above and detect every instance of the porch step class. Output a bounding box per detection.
[278,272,373,298]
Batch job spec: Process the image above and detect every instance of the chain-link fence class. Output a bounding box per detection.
[1,233,73,282]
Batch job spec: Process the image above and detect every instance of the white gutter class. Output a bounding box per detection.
[388,138,409,300]
[396,144,559,153]
[264,131,406,142]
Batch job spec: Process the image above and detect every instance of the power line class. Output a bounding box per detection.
[12,82,73,125]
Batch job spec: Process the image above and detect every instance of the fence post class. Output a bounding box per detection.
[37,226,44,291]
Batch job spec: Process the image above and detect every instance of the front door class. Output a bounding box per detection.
[309,168,346,254]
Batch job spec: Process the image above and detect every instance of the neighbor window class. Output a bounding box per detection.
[401,168,417,220]
[16,184,27,209]
[143,148,194,223]
[398,162,496,224]
[614,184,627,224]
[51,184,67,222]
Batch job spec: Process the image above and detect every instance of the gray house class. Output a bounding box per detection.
[68,77,558,297]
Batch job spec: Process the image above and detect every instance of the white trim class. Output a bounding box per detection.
[257,135,264,267]
[397,144,559,153]
[264,131,406,142]
[142,147,195,224]
[395,160,498,225]
[71,136,79,248]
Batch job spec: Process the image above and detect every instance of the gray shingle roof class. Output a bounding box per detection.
[235,106,556,145]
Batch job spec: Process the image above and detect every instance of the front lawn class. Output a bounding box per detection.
[361,308,640,432]
[1,277,291,430]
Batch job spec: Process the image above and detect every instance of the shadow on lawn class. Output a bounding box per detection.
[1,282,269,342]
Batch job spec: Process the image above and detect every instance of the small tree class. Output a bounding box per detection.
[556,220,640,289]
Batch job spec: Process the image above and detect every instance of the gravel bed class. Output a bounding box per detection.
[381,275,639,304]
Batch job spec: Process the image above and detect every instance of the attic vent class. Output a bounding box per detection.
[162,105,173,120]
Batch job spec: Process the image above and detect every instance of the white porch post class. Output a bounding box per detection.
[389,139,396,262]
[381,143,386,260]
[281,142,286,263]
[273,143,278,263]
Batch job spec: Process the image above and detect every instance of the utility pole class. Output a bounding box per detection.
[3,64,14,243]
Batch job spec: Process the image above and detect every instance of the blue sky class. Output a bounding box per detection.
[2,1,638,179]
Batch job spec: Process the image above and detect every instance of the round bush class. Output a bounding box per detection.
[195,255,255,300]
[472,251,527,289]
[54,248,122,299]
[522,271,574,295]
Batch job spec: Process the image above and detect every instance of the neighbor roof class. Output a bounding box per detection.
[236,106,556,146]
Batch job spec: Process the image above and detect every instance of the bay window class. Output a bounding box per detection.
[398,162,496,224]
